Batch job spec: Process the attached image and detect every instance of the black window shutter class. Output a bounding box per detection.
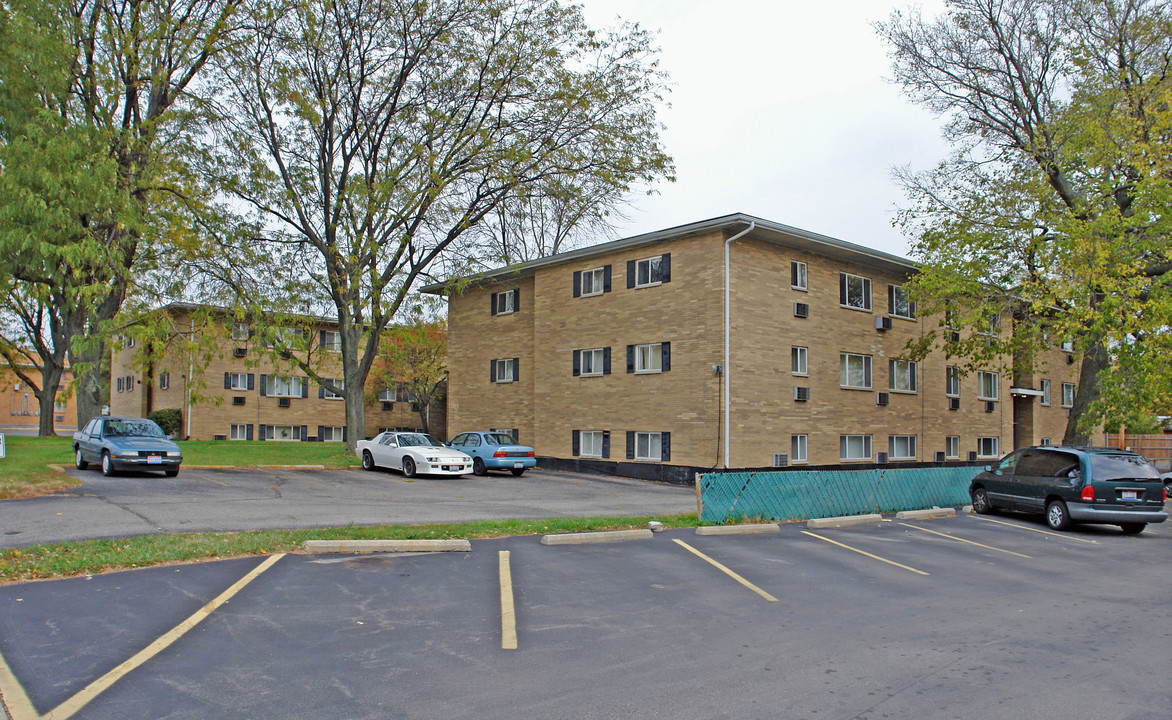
[603,265,612,292]
[661,253,671,283]
[888,285,895,315]
[909,301,916,319]
[490,294,497,316]
[319,384,325,399]
[602,431,610,458]
[626,431,635,459]
[603,347,611,375]
[839,273,847,305]
[791,261,798,287]
[863,278,872,310]
[490,360,497,383]
[512,288,520,312]
[301,379,309,398]
[247,374,255,391]
[259,374,268,396]
[627,260,636,288]
[246,424,254,441]
[661,342,671,372]
[661,432,671,462]
[572,350,581,376]
[259,425,268,441]
[626,345,635,373]
[318,425,325,442]
[573,271,581,298]
[223,372,231,390]
[342,427,348,441]
[513,357,519,381]
[300,425,308,442]
[512,428,518,441]
[572,430,580,456]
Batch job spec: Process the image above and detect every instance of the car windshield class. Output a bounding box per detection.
[106,419,166,438]
[1088,454,1159,481]
[485,433,516,445]
[397,433,442,447]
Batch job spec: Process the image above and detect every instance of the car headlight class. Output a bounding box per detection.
[427,457,440,463]
[167,451,181,458]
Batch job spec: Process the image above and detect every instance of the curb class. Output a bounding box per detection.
[895,507,957,520]
[695,523,781,536]
[806,513,884,529]
[302,539,471,553]
[540,529,654,545]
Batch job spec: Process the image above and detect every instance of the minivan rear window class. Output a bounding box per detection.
[1088,454,1159,481]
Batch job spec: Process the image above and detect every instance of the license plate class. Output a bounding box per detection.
[444,465,459,472]
[514,462,524,469]
[147,456,162,465]
[1122,490,1138,500]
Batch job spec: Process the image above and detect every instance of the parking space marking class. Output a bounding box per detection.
[899,522,1031,558]
[36,553,285,720]
[967,515,1099,543]
[0,649,38,720]
[499,551,517,650]
[671,539,778,602]
[800,531,930,576]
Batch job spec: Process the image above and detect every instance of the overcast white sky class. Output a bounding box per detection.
[578,0,950,259]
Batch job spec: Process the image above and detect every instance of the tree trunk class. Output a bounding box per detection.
[1062,339,1110,445]
[69,340,106,428]
[34,362,66,436]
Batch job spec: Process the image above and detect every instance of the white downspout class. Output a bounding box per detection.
[186,319,194,440]
[724,221,756,468]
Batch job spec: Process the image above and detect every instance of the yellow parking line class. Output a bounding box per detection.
[672,539,778,601]
[968,515,1099,544]
[0,650,38,720]
[499,551,518,650]
[899,523,1031,558]
[37,553,286,720]
[801,531,930,576]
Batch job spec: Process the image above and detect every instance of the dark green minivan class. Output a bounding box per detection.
[969,446,1167,534]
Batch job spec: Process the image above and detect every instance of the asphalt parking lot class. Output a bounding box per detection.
[2,513,1169,720]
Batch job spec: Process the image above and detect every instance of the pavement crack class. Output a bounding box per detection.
[846,640,1001,720]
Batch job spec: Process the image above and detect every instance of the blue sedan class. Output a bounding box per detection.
[447,431,536,476]
[73,416,183,477]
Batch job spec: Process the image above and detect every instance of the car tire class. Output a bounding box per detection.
[510,467,525,476]
[362,451,375,471]
[970,486,992,514]
[1119,522,1146,535]
[165,468,179,477]
[75,448,88,471]
[1045,499,1071,530]
[101,451,116,477]
[473,457,486,476]
[403,457,417,478]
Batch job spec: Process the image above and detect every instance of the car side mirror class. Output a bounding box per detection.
[984,465,992,472]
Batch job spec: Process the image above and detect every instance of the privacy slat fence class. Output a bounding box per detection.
[697,465,982,524]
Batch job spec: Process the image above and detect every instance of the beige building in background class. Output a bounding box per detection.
[0,364,78,434]
[426,213,1086,476]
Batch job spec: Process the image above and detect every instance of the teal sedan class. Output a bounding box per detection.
[447,431,536,476]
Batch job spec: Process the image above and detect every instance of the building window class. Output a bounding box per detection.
[159,372,170,390]
[839,273,872,311]
[1060,339,1075,353]
[978,371,999,401]
[320,426,345,442]
[888,285,916,319]
[230,424,249,441]
[580,267,606,297]
[492,358,516,383]
[945,435,960,459]
[791,346,808,376]
[945,366,960,397]
[492,289,516,315]
[322,379,344,399]
[840,434,872,461]
[270,375,303,397]
[840,353,872,389]
[232,323,249,341]
[54,397,67,412]
[116,377,124,393]
[229,372,250,391]
[982,313,1001,336]
[580,430,604,458]
[944,307,960,330]
[378,387,395,402]
[125,375,134,392]
[579,348,605,377]
[791,261,807,291]
[321,330,342,352]
[125,336,135,348]
[635,256,665,287]
[977,436,1000,458]
[269,425,298,441]
[889,435,917,460]
[889,359,917,393]
[1040,379,1051,406]
[634,343,663,374]
[791,434,807,463]
[1040,437,1052,446]
[635,431,662,461]
[1062,382,1075,407]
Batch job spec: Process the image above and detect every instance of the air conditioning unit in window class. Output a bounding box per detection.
[1066,354,1075,364]
[876,392,889,406]
[793,302,809,318]
[232,396,245,406]
[381,401,393,411]
[277,397,291,408]
[213,434,227,441]
[968,451,978,461]
[935,451,946,462]
[949,331,961,343]
[875,317,892,331]
[233,347,247,358]
[876,452,888,464]
[985,400,996,413]
[794,386,809,402]
[772,453,789,468]
[949,397,960,411]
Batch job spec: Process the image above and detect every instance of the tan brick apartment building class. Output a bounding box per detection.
[109,303,442,441]
[0,364,78,434]
[425,214,1084,475]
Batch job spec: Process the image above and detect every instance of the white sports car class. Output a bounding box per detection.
[356,431,472,477]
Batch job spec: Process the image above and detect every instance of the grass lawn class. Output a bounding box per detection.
[0,513,699,584]
[0,436,361,499]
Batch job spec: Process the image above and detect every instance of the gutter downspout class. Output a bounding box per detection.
[724,221,756,469]
[186,318,194,440]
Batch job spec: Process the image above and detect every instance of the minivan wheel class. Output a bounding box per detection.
[970,487,992,514]
[1046,499,1071,530]
[1119,523,1146,535]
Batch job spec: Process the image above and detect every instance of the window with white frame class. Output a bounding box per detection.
[269,375,303,397]
[159,372,170,390]
[635,343,662,373]
[580,430,604,458]
[320,426,345,442]
[321,330,342,352]
[230,424,249,441]
[232,322,249,341]
[1060,339,1075,352]
[889,359,917,393]
[54,397,67,412]
[982,313,1001,335]
[580,268,605,297]
[791,346,808,376]
[889,285,916,319]
[978,371,999,400]
[378,387,395,402]
[494,358,516,383]
[840,434,872,460]
[580,348,605,377]
[791,434,807,463]
[1040,437,1052,446]
[945,366,961,397]
[635,431,662,461]
[270,425,297,441]
[791,261,807,291]
[840,353,872,389]
[944,307,960,330]
[635,256,664,287]
[945,435,960,459]
[493,290,516,315]
[977,436,1000,458]
[1062,382,1075,407]
[125,375,134,392]
[1040,379,1051,406]
[839,273,872,311]
[116,377,124,392]
[889,435,917,460]
[323,379,344,399]
[229,373,249,391]
[125,336,135,348]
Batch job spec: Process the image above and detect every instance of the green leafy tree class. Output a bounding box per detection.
[877,0,1172,443]
[368,320,447,435]
[199,0,673,451]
